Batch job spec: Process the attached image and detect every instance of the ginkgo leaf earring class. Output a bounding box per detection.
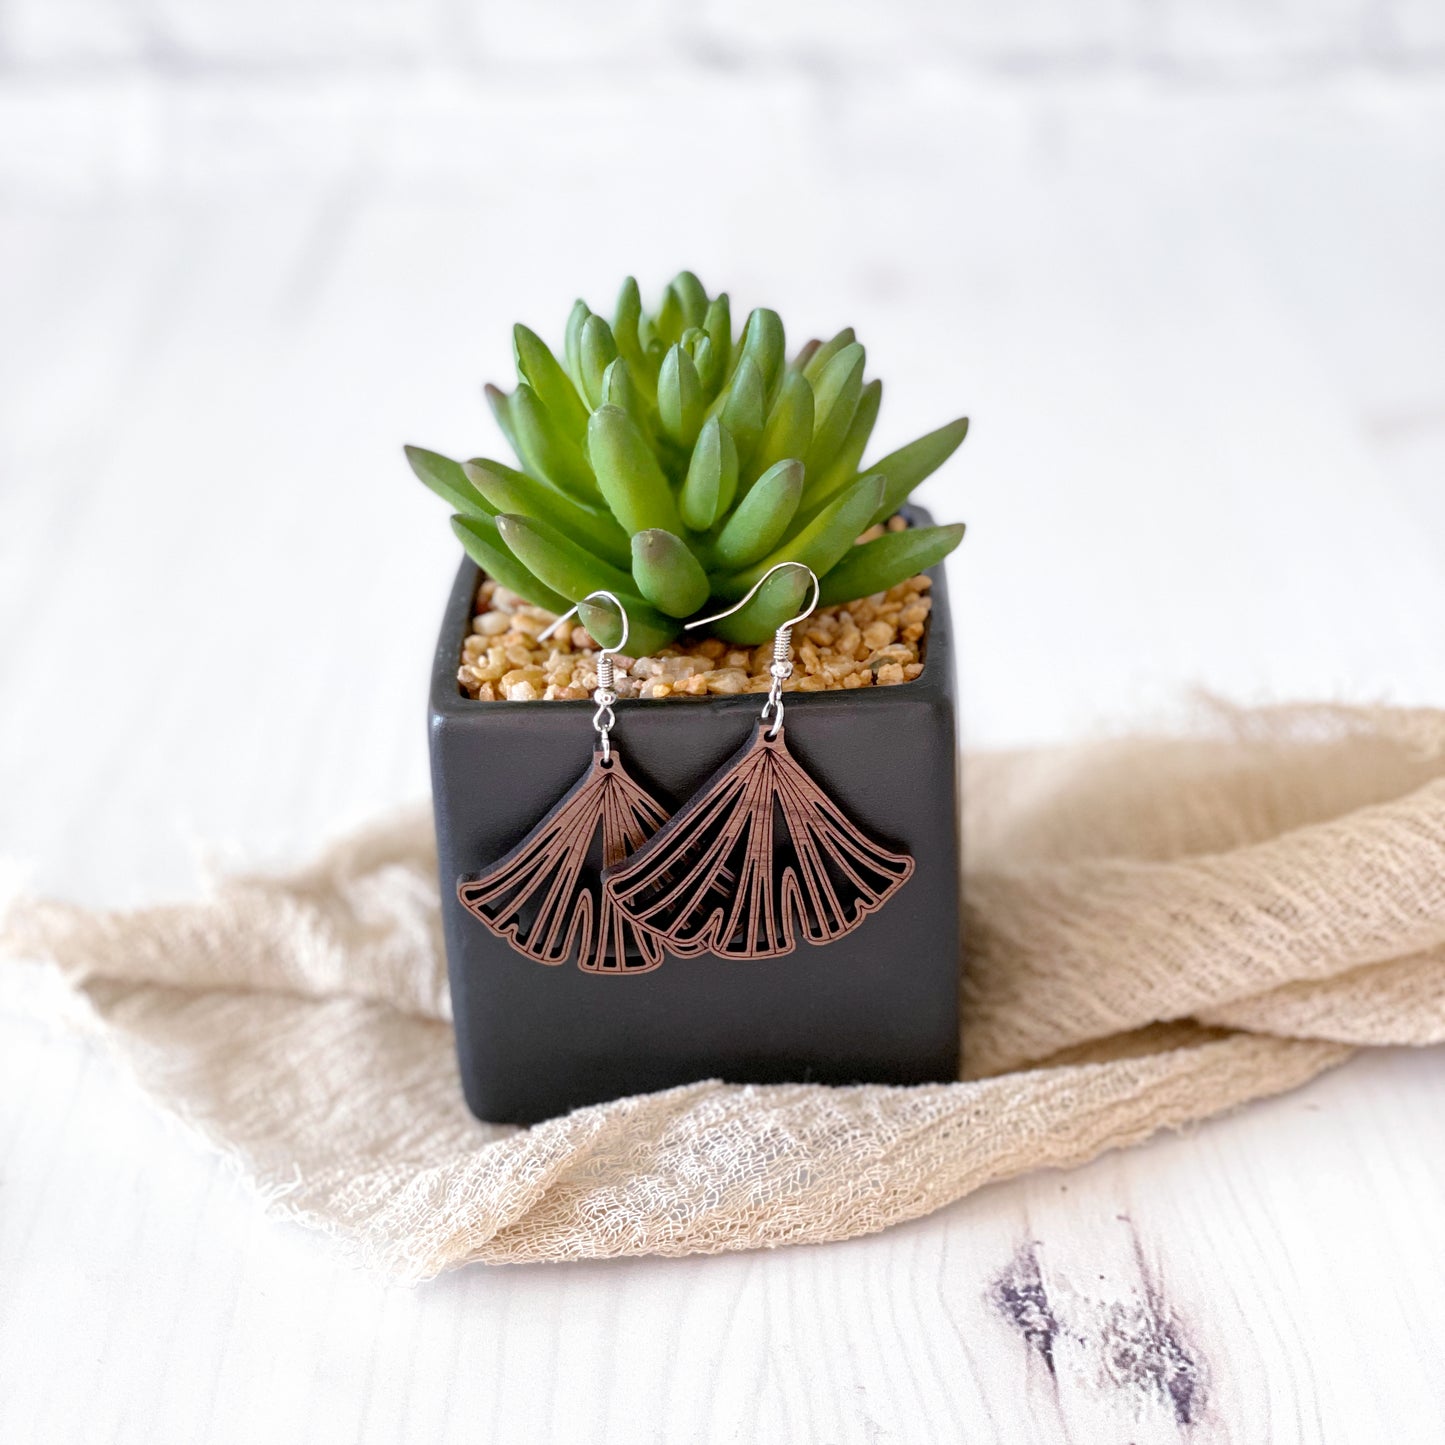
[604,563,915,960]
[457,591,671,974]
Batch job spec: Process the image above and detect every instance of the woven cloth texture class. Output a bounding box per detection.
[5,701,1444,1279]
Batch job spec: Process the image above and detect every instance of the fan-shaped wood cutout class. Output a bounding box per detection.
[603,723,914,959]
[458,748,670,974]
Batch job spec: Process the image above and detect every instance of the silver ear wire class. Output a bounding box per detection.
[540,590,630,761]
[687,562,820,737]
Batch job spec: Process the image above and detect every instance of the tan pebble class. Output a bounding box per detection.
[915,574,932,590]
[875,663,906,686]
[724,650,750,670]
[856,523,885,544]
[696,638,726,660]
[795,675,827,692]
[643,681,673,698]
[868,645,914,669]
[510,613,547,638]
[632,657,660,679]
[887,514,908,532]
[704,668,749,695]
[745,674,774,694]
[843,671,870,689]
[474,681,498,701]
[904,663,924,680]
[836,624,861,658]
[682,674,709,695]
[503,643,533,667]
[900,603,930,626]
[798,642,821,672]
[492,586,524,608]
[902,623,924,643]
[851,600,876,626]
[501,665,545,687]
[862,620,894,650]
[474,611,511,637]
[505,679,541,700]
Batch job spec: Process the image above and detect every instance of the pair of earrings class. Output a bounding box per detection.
[457,562,915,974]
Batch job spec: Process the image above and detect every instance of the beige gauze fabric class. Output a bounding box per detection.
[4,700,1445,1279]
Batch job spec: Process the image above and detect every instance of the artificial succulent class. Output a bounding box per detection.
[407,272,966,651]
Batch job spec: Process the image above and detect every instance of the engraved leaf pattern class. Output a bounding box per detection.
[458,750,670,973]
[604,724,914,959]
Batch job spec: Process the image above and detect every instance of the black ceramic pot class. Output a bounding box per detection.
[429,510,962,1124]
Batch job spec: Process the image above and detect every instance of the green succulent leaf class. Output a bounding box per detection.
[405,445,494,518]
[690,334,720,395]
[680,417,739,531]
[563,300,590,391]
[654,285,685,348]
[657,343,704,450]
[802,327,856,386]
[484,383,519,453]
[711,458,804,570]
[587,405,685,535]
[718,354,766,464]
[703,294,731,369]
[807,341,866,476]
[578,314,619,410]
[740,307,786,399]
[495,513,634,602]
[747,369,814,484]
[801,377,881,510]
[577,594,680,656]
[867,416,970,525]
[818,523,966,608]
[513,323,589,443]
[462,459,631,569]
[722,472,884,598]
[792,339,821,373]
[670,271,709,329]
[613,277,643,359]
[598,356,646,426]
[509,383,598,501]
[631,529,711,618]
[705,567,810,646]
[450,515,570,615]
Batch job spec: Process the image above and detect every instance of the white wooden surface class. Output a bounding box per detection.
[4,21,1445,1441]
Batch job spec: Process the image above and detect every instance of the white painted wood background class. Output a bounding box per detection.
[3,6,1445,1440]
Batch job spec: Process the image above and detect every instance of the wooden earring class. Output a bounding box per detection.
[457,591,671,974]
[603,564,915,960]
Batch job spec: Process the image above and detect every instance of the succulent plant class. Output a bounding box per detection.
[407,273,966,651]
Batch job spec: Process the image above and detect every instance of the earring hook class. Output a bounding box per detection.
[539,589,630,657]
[687,562,820,738]
[685,562,821,635]
[539,590,630,762]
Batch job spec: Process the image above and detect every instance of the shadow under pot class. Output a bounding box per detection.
[428,517,962,1125]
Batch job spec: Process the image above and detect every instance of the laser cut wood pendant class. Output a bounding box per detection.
[603,722,915,960]
[458,748,670,974]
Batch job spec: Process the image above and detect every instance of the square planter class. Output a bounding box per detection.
[429,507,962,1124]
